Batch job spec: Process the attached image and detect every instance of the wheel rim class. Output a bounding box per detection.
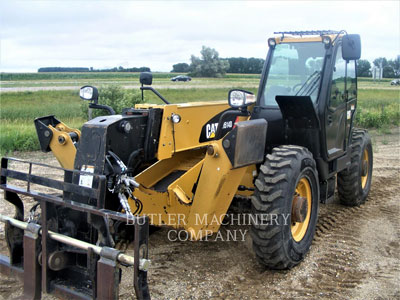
[361,148,369,189]
[291,177,312,242]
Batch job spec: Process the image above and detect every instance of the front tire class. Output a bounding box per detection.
[251,146,319,269]
[337,129,373,206]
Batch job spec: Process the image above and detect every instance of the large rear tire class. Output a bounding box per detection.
[337,129,373,206]
[251,146,319,269]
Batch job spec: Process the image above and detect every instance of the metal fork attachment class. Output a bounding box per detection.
[0,157,150,300]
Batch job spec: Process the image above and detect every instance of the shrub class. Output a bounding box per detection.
[355,104,399,128]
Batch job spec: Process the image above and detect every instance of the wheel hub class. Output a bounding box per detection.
[291,196,308,223]
[361,160,368,176]
[291,177,312,242]
[361,148,369,189]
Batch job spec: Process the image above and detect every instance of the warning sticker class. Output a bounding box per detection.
[79,165,95,188]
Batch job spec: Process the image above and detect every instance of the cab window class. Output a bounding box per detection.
[347,60,357,100]
[261,42,326,107]
[329,45,347,108]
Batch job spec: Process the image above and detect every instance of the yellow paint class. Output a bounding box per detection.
[132,102,258,239]
[361,148,369,189]
[45,100,257,240]
[48,123,80,169]
[131,149,205,227]
[291,177,312,242]
[272,34,341,45]
[172,185,191,205]
[132,139,250,240]
[185,140,248,239]
[134,148,205,189]
[136,101,230,160]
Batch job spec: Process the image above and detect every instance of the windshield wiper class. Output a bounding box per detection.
[295,71,321,97]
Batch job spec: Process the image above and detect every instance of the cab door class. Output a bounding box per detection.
[326,44,347,159]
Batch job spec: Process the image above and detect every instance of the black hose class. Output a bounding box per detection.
[127,149,143,174]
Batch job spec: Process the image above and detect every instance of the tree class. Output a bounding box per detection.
[388,56,400,77]
[356,59,371,77]
[227,57,246,73]
[226,57,264,74]
[373,57,400,78]
[38,67,89,72]
[171,63,190,73]
[189,46,229,77]
[247,57,264,74]
[383,66,395,78]
[372,57,397,78]
[373,57,388,68]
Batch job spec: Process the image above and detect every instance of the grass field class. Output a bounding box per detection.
[0,72,261,88]
[0,72,260,81]
[0,73,399,154]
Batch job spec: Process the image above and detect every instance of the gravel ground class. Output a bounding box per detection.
[0,129,399,299]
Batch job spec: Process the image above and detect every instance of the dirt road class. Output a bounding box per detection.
[0,129,399,299]
[1,80,397,93]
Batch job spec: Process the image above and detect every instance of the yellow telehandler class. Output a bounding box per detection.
[0,30,372,299]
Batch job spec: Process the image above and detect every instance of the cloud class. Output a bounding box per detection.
[0,1,399,72]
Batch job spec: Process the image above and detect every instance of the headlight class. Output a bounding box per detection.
[230,91,245,107]
[245,93,256,105]
[268,38,276,48]
[322,36,331,48]
[228,89,255,108]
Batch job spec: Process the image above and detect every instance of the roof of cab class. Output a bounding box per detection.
[272,30,343,45]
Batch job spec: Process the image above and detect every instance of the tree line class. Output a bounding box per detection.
[171,47,264,76]
[38,46,399,79]
[38,66,151,72]
[172,46,400,78]
[172,57,264,74]
[357,57,400,78]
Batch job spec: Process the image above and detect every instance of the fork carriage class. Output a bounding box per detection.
[0,157,150,300]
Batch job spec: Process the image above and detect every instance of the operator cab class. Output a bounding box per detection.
[252,30,361,182]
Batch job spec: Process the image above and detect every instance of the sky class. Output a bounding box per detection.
[0,1,399,72]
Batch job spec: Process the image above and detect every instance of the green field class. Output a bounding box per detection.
[0,72,261,88]
[0,72,260,81]
[0,73,399,154]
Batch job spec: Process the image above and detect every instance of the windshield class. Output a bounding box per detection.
[261,42,326,106]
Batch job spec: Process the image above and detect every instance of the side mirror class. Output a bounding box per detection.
[228,89,256,109]
[79,85,98,104]
[140,72,153,85]
[342,34,361,60]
